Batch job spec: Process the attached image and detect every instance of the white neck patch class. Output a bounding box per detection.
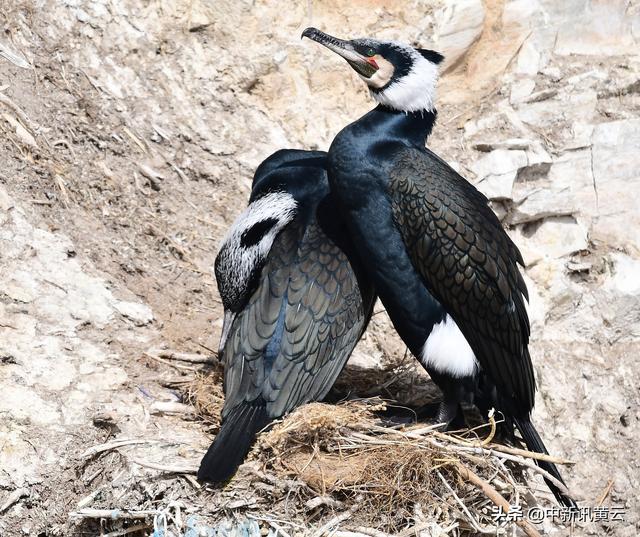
[421,315,478,378]
[216,191,297,306]
[367,47,439,113]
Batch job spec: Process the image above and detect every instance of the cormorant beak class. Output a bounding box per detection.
[218,310,237,357]
[302,27,378,79]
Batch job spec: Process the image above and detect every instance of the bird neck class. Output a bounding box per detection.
[361,104,437,146]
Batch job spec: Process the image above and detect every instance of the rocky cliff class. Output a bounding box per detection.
[0,0,638,535]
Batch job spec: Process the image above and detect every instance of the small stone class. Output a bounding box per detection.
[515,39,541,75]
[471,149,528,199]
[471,149,528,178]
[74,8,91,23]
[510,79,536,103]
[113,300,154,326]
[515,217,588,262]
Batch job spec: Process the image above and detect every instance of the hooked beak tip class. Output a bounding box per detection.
[301,27,318,41]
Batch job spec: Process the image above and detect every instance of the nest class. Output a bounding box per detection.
[188,384,570,537]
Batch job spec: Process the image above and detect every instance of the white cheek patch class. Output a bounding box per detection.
[422,315,478,378]
[216,192,297,298]
[370,47,439,113]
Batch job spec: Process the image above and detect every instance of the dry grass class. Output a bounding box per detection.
[186,379,561,535]
[184,370,225,427]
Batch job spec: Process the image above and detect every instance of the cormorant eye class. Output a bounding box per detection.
[366,48,376,57]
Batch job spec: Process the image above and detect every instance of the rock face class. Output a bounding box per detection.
[0,0,639,535]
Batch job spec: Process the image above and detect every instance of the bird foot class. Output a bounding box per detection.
[435,400,465,431]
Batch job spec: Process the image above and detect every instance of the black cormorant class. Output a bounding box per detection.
[302,28,575,507]
[198,149,376,483]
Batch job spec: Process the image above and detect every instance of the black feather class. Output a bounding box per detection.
[514,417,577,508]
[197,401,270,483]
[417,49,444,64]
[240,218,279,248]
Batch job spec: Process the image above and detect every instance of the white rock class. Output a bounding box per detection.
[554,0,636,56]
[510,149,596,224]
[113,300,154,326]
[471,149,527,199]
[471,149,528,178]
[524,141,552,168]
[346,348,384,371]
[595,253,640,341]
[515,39,541,75]
[521,272,546,334]
[510,78,536,103]
[591,119,640,250]
[566,122,594,150]
[515,217,588,263]
[515,90,597,128]
[435,0,485,71]
[502,0,542,27]
[604,253,640,296]
[476,171,518,200]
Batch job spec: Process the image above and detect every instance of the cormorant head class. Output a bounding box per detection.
[214,191,297,354]
[302,27,443,114]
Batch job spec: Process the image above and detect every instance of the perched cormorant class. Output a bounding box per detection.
[198,149,375,483]
[302,28,575,507]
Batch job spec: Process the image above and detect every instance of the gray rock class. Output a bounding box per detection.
[435,0,485,71]
[554,0,637,56]
[471,149,528,200]
[514,217,588,264]
[591,119,640,250]
[510,149,596,224]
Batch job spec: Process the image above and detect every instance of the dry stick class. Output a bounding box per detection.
[0,92,36,132]
[425,437,572,497]
[143,352,198,372]
[436,470,493,535]
[486,443,575,465]
[101,524,151,537]
[397,521,458,537]
[353,527,392,537]
[311,499,361,537]
[263,520,292,537]
[432,431,574,465]
[145,221,204,274]
[69,508,157,520]
[150,401,195,416]
[453,461,542,537]
[489,451,571,497]
[367,424,573,465]
[596,479,614,506]
[333,532,381,537]
[153,349,216,364]
[0,487,28,514]
[81,438,159,459]
[130,458,198,474]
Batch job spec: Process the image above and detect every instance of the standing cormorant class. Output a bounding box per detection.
[198,149,376,483]
[302,28,575,507]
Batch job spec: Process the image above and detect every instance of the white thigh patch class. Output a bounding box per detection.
[421,315,478,378]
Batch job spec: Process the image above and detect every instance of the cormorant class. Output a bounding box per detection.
[198,149,376,483]
[302,28,575,507]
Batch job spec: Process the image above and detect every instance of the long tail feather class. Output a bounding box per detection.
[197,402,270,484]
[514,417,577,508]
